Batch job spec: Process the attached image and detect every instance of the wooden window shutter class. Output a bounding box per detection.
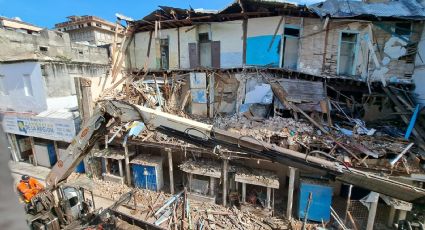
[211,41,221,68]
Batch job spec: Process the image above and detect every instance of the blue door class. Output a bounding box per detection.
[47,143,57,166]
[298,182,333,222]
[132,164,157,191]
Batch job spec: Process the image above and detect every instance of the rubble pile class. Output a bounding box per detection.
[69,174,291,229]
[215,115,314,146]
[179,159,224,176]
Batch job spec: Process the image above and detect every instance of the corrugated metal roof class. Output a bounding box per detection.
[309,0,425,19]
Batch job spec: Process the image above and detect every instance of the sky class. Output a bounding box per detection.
[0,0,321,29]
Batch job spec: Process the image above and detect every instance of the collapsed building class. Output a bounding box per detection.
[71,0,425,228]
[4,0,425,229]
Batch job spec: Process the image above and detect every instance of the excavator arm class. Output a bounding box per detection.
[46,100,425,204]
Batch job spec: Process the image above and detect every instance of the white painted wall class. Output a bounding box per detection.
[161,28,179,69]
[247,16,283,37]
[134,31,156,70]
[0,62,47,113]
[132,28,181,70]
[131,22,243,69]
[179,26,198,69]
[211,21,244,68]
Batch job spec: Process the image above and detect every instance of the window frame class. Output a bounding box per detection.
[337,30,360,76]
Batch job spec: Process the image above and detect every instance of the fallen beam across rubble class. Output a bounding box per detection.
[112,101,425,204]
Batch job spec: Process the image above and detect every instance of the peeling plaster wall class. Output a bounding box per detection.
[129,18,421,85]
[312,20,421,83]
[298,18,325,75]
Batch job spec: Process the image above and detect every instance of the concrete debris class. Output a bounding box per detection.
[179,159,226,177]
[215,115,313,147]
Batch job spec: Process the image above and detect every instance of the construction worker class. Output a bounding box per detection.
[17,175,44,203]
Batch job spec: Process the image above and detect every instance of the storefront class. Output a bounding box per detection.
[2,109,80,168]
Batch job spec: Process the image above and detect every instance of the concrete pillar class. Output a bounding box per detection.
[387,206,396,227]
[118,159,124,177]
[103,158,109,174]
[397,210,407,222]
[366,193,379,230]
[222,159,229,206]
[166,148,174,194]
[242,183,246,203]
[123,144,131,186]
[266,187,272,209]
[286,167,296,219]
[210,177,216,196]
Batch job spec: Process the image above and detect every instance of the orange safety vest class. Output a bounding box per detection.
[17,177,44,202]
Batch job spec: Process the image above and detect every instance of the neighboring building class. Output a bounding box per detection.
[0,25,115,169]
[0,16,42,34]
[54,15,124,46]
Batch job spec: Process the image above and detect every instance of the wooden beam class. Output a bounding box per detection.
[242,19,247,65]
[166,148,175,194]
[268,16,285,51]
[286,167,296,219]
[222,159,229,206]
[270,81,328,134]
